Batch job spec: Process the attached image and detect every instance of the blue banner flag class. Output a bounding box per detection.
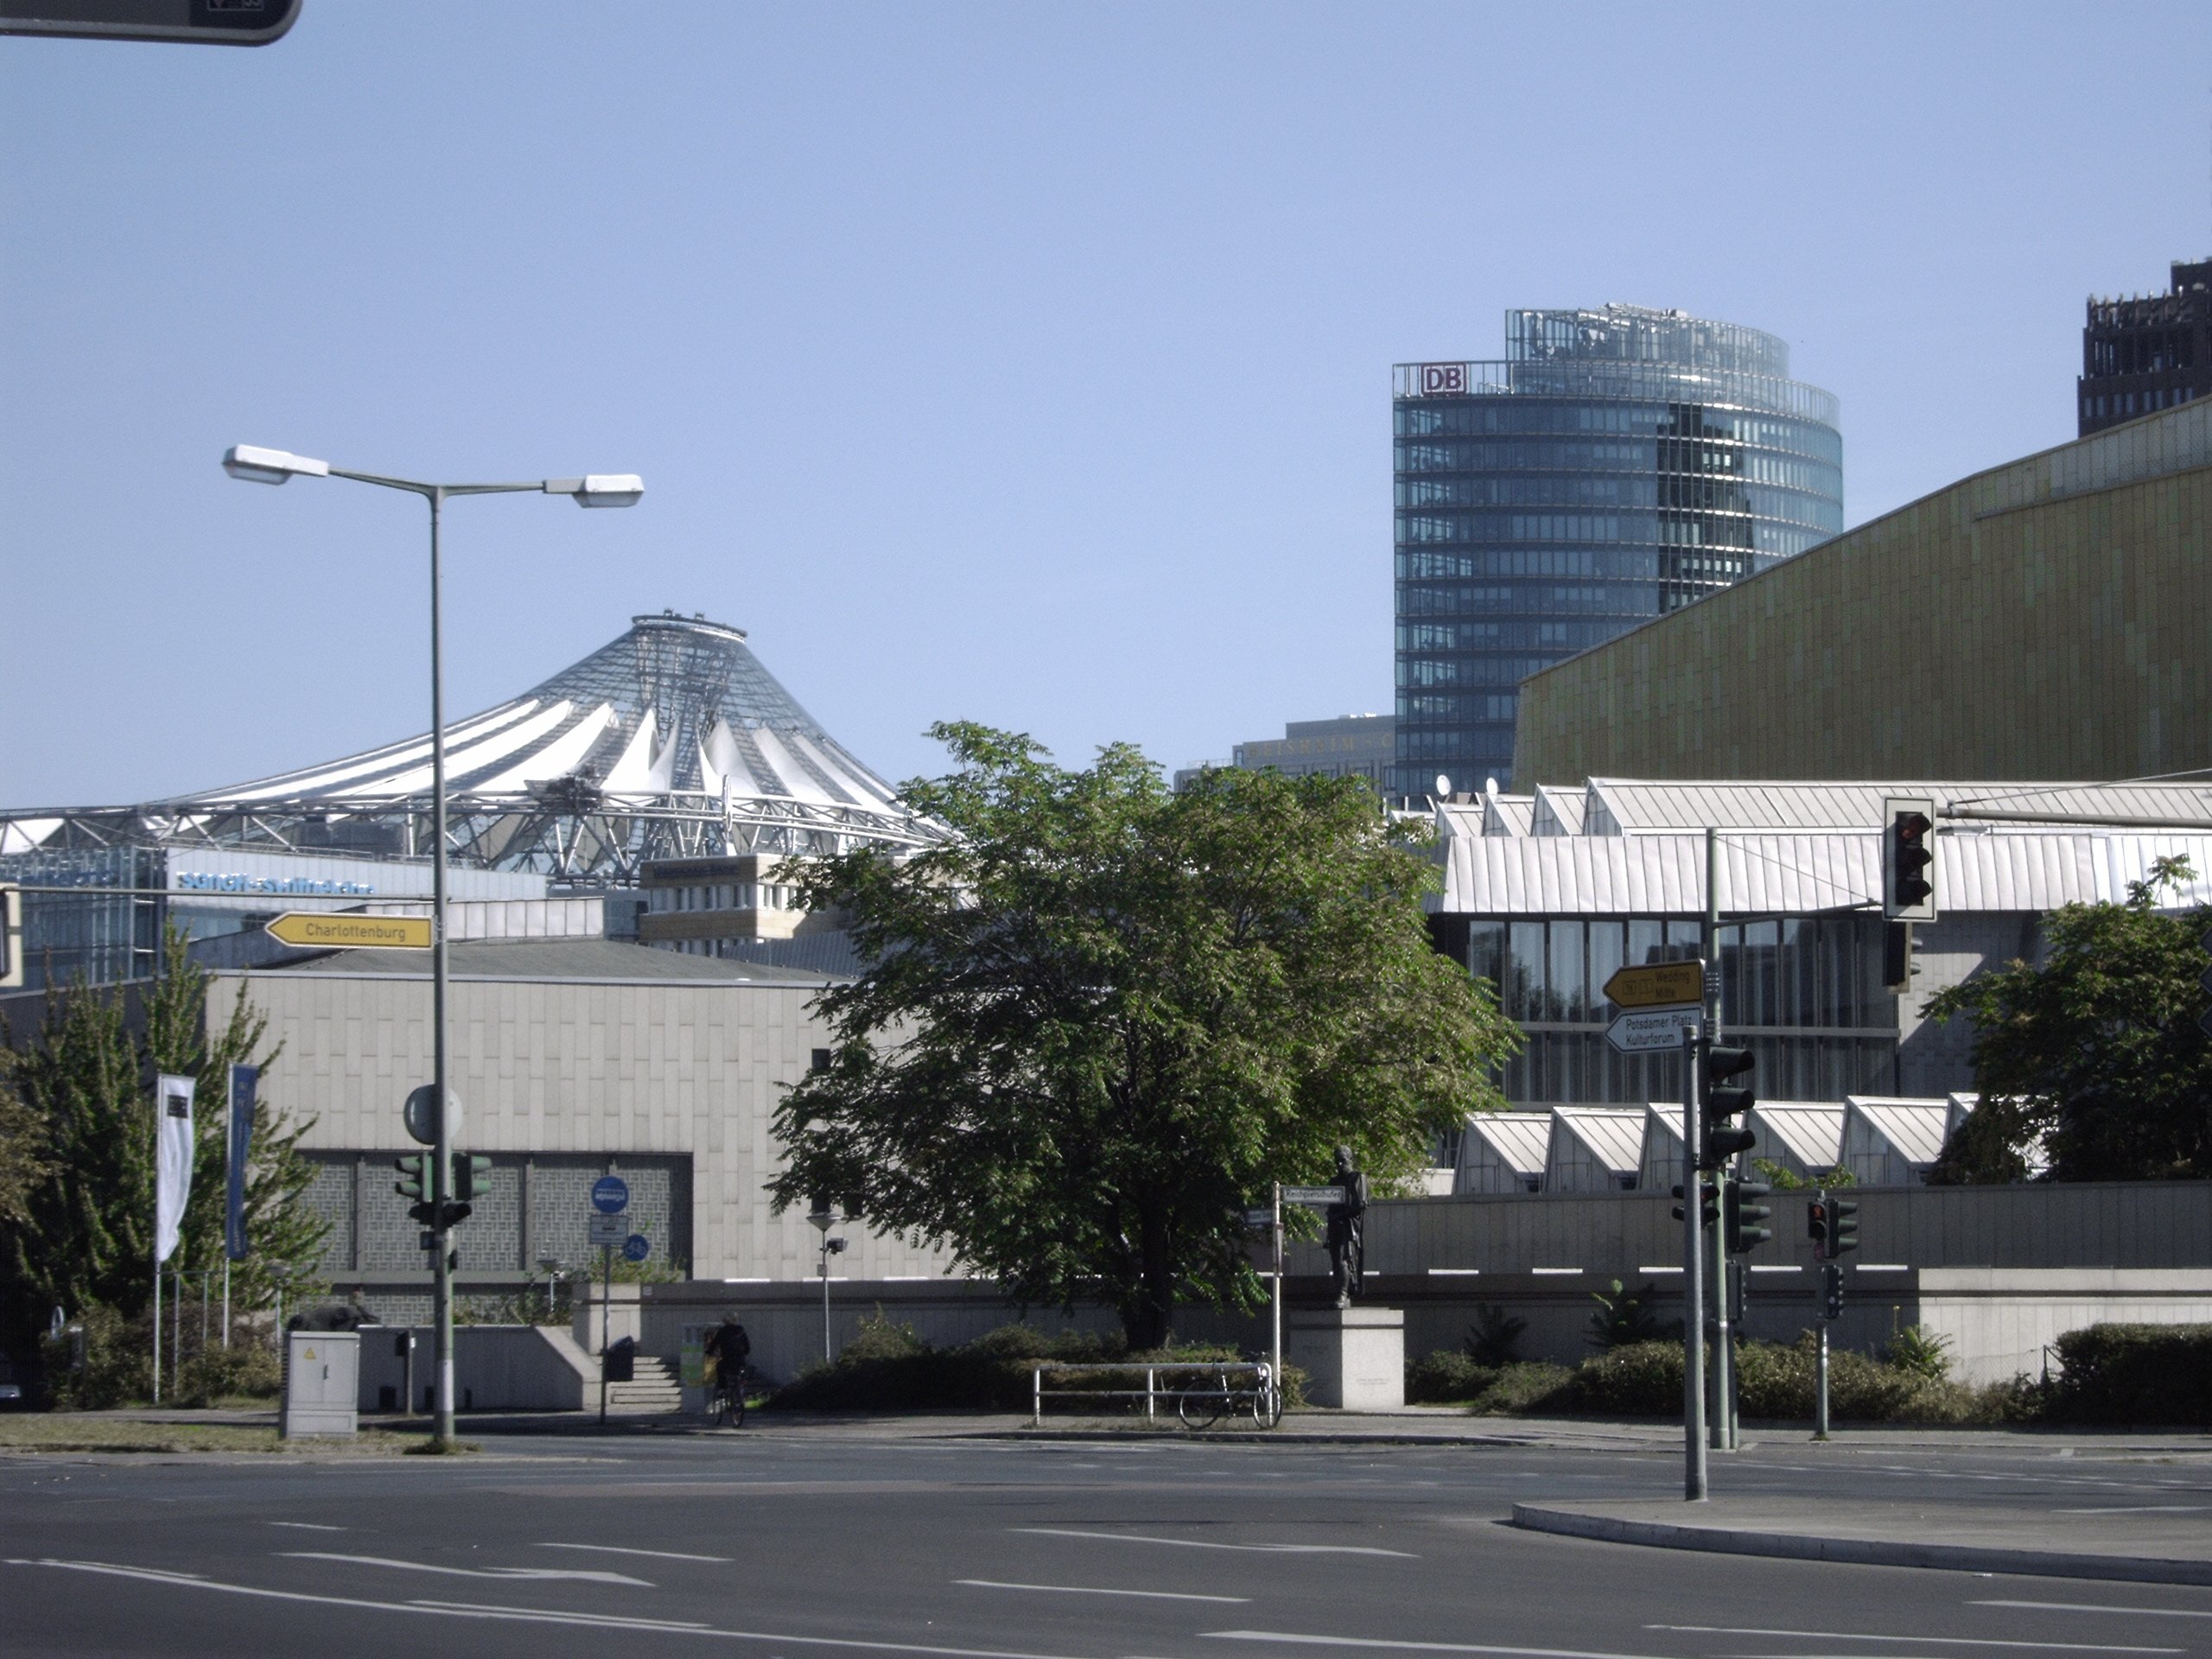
[226,1064,257,1262]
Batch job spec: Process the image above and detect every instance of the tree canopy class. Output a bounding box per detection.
[1925,855,2211,1183]
[0,925,327,1357]
[768,723,1519,1347]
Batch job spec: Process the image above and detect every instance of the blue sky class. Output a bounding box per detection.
[3,3,2207,804]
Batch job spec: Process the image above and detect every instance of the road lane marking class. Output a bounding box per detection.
[1014,1528,1417,1557]
[2051,1505,2209,1515]
[267,1522,346,1533]
[3,1558,1124,1659]
[1647,1627,2178,1653]
[279,1550,653,1586]
[1205,1633,1675,1658]
[1972,1605,2212,1621]
[957,1580,1249,1604]
[534,1542,733,1563]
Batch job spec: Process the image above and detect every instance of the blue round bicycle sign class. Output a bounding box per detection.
[623,1233,650,1263]
[591,1175,630,1215]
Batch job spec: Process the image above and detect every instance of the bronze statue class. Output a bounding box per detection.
[1325,1145,1368,1307]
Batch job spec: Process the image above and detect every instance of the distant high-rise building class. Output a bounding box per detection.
[1173,714,1394,795]
[2078,258,2210,436]
[1391,305,1842,797]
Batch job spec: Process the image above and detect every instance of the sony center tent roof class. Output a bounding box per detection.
[1,613,938,879]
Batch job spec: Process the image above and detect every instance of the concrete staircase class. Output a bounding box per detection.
[602,1355,683,1414]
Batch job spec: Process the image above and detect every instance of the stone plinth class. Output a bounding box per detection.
[1286,1306,1404,1409]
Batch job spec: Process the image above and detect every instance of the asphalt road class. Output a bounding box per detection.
[3,1433,2209,1659]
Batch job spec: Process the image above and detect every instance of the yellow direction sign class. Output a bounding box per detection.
[264,912,431,950]
[1602,961,1704,1010]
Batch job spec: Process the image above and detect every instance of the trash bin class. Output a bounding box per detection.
[604,1336,636,1383]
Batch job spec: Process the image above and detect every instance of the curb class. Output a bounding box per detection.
[1509,1503,2212,1586]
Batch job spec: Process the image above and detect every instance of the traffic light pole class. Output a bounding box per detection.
[1680,1025,1707,1501]
[1702,827,1737,1452]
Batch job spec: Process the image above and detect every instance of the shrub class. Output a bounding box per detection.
[172,1340,283,1407]
[39,1303,150,1410]
[1586,1280,1677,1350]
[2050,1324,2212,1427]
[1463,1305,1526,1365]
[1884,1324,1953,1381]
[1567,1340,1682,1415]
[1465,1361,1575,1415]
[1408,1351,1496,1403]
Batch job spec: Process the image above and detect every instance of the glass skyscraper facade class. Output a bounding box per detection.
[1391,305,1842,797]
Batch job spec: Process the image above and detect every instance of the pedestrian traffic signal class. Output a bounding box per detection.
[1828,1195,1859,1256]
[1725,1179,1773,1254]
[452,1152,492,1202]
[1701,1043,1756,1121]
[1883,796,1938,921]
[1671,1180,1719,1230]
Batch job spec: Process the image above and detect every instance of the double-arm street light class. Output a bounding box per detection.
[224,444,642,1445]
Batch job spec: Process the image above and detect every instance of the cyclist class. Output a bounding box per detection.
[705,1315,752,1421]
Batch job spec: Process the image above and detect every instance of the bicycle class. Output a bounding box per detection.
[1174,1362,1282,1431]
[710,1361,753,1427]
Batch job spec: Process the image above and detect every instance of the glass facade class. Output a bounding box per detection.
[1391,306,1843,796]
[1458,912,1897,1109]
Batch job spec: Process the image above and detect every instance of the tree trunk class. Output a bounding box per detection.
[1123,1205,1173,1351]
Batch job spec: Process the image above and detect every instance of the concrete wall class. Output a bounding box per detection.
[1512,402,2211,786]
[211,964,960,1287]
[356,1324,594,1413]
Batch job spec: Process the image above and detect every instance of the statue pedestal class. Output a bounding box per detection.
[1286,1306,1403,1409]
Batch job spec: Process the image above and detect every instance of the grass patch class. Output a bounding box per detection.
[0,1416,425,1455]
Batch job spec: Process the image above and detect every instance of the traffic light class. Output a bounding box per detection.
[393,1152,435,1226]
[1819,1262,1844,1322]
[1700,1122,1757,1171]
[453,1152,492,1202]
[1883,796,1937,921]
[1829,1196,1859,1256]
[1808,1195,1830,1256]
[1725,1179,1773,1254]
[1701,1043,1756,1122]
[1671,1179,1719,1230]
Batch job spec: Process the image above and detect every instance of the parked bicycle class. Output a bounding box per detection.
[1175,1361,1282,1430]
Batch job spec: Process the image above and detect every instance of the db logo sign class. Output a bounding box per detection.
[1419,363,1466,396]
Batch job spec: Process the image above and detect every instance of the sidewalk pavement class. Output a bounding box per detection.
[1510,1495,2212,1586]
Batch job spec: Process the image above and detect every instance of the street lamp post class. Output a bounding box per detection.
[225,446,641,1446]
[807,1198,847,1364]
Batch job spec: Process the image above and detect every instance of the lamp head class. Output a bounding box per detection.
[546,474,645,508]
[223,444,329,485]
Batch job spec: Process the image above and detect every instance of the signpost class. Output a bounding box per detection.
[623,1234,650,1264]
[1603,962,1705,1009]
[1605,1005,1701,1053]
[589,1176,630,1425]
[266,912,432,951]
[1281,1185,1346,1207]
[403,1084,461,1148]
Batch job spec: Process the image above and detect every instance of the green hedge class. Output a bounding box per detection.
[2051,1325,2212,1427]
[1407,1333,2043,1425]
[766,1314,1305,1414]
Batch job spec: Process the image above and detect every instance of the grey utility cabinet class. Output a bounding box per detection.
[281,1330,359,1439]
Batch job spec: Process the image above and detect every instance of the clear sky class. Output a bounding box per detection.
[3,3,2207,806]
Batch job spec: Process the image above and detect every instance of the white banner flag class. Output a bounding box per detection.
[155,1073,195,1265]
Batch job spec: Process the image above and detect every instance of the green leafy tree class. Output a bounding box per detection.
[2,925,327,1358]
[1925,856,2211,1183]
[769,724,1520,1348]
[0,1051,55,1229]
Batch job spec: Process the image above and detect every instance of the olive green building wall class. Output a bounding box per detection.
[1512,401,2211,786]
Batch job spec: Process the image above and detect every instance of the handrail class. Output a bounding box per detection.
[1028,1359,1270,1427]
